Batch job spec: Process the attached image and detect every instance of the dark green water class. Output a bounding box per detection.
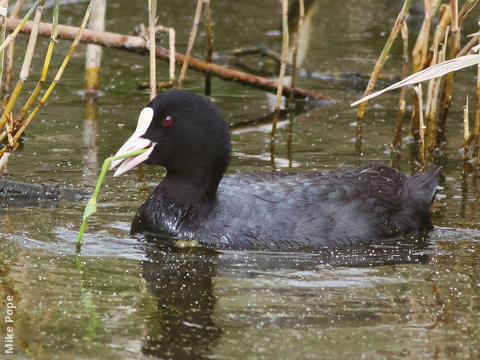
[1,0,479,359]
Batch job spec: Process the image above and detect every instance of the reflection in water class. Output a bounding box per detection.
[141,247,221,359]
[83,96,99,186]
[0,229,478,359]
[138,236,431,359]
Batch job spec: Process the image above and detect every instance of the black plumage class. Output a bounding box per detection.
[113,90,439,250]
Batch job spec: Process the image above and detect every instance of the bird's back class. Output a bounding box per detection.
[137,164,439,250]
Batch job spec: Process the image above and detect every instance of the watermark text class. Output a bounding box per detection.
[4,295,15,354]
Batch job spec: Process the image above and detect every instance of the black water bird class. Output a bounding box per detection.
[111,90,439,250]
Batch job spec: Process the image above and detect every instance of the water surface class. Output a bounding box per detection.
[1,0,479,359]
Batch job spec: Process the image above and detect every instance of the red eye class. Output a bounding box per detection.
[162,115,173,127]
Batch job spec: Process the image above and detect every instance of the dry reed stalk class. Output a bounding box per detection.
[148,0,157,99]
[0,0,45,132]
[474,34,480,165]
[458,34,480,57]
[426,25,449,156]
[435,0,460,148]
[453,0,480,57]
[84,0,106,93]
[430,4,451,50]
[271,0,289,139]
[458,0,479,24]
[425,6,451,115]
[11,0,59,129]
[0,0,95,157]
[424,45,439,155]
[414,84,426,167]
[391,21,409,167]
[475,97,480,165]
[203,0,213,95]
[5,18,327,100]
[0,0,42,53]
[288,0,304,104]
[19,1,43,81]
[422,0,433,66]
[411,0,441,73]
[178,0,203,89]
[5,111,12,146]
[352,53,480,106]
[2,0,24,107]
[0,0,9,93]
[155,25,175,87]
[463,96,470,162]
[355,0,412,157]
[410,0,437,161]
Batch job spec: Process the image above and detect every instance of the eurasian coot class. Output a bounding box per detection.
[111,90,439,250]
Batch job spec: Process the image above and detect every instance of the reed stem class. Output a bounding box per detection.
[2,0,24,107]
[203,0,213,95]
[84,0,106,93]
[154,25,176,88]
[13,0,59,126]
[0,0,42,53]
[178,0,203,89]
[414,83,426,168]
[355,0,412,160]
[288,0,304,104]
[0,0,95,157]
[148,0,157,99]
[475,36,480,164]
[391,22,409,168]
[0,0,9,95]
[463,96,470,162]
[0,0,45,132]
[271,0,289,139]
[435,0,460,148]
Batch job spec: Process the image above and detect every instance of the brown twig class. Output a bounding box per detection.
[4,18,328,100]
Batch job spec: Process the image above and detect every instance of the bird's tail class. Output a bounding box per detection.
[393,167,440,233]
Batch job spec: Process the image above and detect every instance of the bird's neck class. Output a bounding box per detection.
[158,169,222,208]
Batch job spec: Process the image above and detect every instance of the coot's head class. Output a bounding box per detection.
[111,90,231,198]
